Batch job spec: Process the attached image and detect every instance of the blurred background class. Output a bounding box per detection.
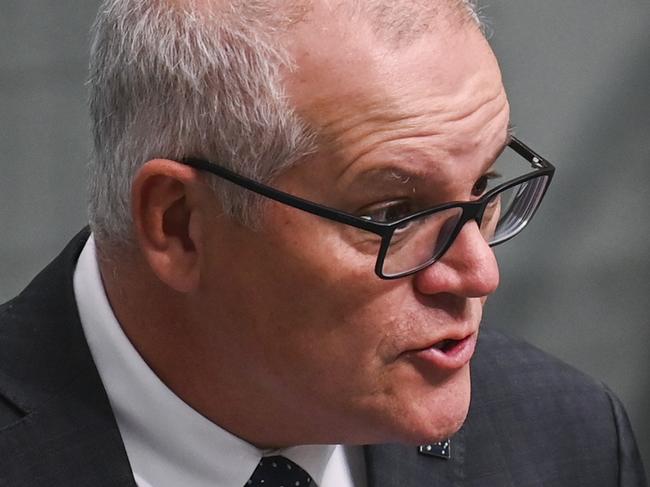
[1,0,648,470]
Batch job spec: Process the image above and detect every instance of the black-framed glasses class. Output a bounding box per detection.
[180,136,555,279]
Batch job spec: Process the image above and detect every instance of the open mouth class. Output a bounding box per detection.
[430,338,461,353]
[404,332,478,371]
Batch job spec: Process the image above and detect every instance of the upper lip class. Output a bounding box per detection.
[398,325,478,356]
[380,304,482,360]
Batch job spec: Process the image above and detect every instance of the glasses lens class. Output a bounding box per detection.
[481,175,550,244]
[381,207,463,277]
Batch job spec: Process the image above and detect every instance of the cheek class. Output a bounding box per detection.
[272,214,376,278]
[255,207,424,362]
[241,228,398,385]
[207,243,473,442]
[206,209,474,442]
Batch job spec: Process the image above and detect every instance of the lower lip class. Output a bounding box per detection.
[406,333,477,372]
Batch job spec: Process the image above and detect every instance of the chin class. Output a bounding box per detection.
[391,365,472,445]
[338,363,472,446]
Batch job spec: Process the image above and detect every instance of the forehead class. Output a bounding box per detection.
[282,7,508,175]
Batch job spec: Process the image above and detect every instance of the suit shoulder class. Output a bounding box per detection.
[473,325,607,401]
[0,230,91,419]
[0,298,30,428]
[470,326,620,458]
[463,326,647,486]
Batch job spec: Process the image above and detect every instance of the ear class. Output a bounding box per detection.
[131,159,206,293]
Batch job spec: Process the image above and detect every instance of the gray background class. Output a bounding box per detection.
[1,0,648,471]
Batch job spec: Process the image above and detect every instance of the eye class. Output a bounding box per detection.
[472,171,501,198]
[360,200,414,223]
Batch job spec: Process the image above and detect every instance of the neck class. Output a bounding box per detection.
[98,254,332,448]
[99,254,227,424]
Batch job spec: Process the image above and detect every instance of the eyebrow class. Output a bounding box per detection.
[352,122,514,191]
[351,165,427,193]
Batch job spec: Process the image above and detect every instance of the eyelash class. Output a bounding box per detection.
[360,200,413,223]
[359,170,502,223]
[472,170,502,198]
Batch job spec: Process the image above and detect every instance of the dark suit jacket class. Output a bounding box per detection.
[0,229,646,486]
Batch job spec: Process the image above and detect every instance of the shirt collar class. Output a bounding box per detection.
[74,234,335,487]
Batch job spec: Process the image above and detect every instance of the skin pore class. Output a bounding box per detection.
[100,2,509,448]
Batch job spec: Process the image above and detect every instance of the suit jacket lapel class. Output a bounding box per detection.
[0,371,137,486]
[0,228,136,486]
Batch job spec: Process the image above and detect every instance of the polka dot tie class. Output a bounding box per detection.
[245,455,313,487]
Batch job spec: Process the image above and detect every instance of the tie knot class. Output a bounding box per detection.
[246,455,312,487]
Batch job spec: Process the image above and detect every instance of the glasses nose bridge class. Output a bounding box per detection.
[445,199,490,252]
[435,200,488,262]
[459,199,487,228]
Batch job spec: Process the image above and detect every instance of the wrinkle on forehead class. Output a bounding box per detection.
[284,15,507,170]
[314,81,508,183]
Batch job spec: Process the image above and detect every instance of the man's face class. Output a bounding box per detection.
[194,13,508,446]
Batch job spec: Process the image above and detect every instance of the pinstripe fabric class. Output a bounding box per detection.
[0,229,646,486]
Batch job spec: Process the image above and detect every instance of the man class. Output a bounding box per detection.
[0,0,645,485]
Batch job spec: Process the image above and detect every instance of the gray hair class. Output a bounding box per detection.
[88,0,317,250]
[355,0,484,46]
[88,0,482,252]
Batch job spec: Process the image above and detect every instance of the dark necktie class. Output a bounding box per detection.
[245,455,313,487]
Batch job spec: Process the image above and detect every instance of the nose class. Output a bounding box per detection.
[413,220,500,298]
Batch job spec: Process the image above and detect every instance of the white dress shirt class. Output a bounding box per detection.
[73,235,366,487]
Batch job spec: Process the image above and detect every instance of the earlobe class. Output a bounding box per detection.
[131,159,203,293]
